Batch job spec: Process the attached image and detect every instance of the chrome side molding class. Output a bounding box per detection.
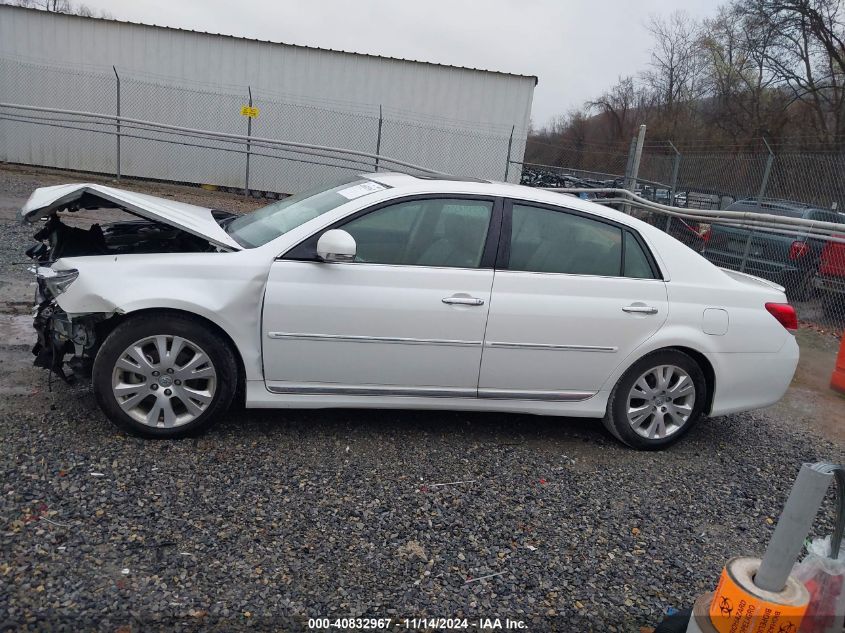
[477,388,595,401]
[265,383,595,402]
[267,332,482,347]
[267,384,475,398]
[485,341,617,352]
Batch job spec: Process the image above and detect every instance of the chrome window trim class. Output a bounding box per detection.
[267,332,482,347]
[485,341,617,352]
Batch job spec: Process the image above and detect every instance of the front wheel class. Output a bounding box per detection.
[92,313,237,438]
[602,350,707,450]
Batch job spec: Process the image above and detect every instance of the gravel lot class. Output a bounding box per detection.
[0,165,842,632]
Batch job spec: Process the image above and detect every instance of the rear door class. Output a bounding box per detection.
[478,200,668,399]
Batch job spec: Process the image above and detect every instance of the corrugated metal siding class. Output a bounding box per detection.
[0,6,535,190]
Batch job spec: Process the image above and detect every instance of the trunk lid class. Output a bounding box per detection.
[18,183,242,251]
[719,267,786,294]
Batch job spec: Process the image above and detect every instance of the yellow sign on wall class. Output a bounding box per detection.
[240,105,259,118]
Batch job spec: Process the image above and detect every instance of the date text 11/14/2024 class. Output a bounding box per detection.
[306,618,528,630]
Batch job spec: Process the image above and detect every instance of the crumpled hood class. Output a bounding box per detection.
[19,183,242,251]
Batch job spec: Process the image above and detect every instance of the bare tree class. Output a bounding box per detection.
[588,77,650,144]
[642,10,706,135]
[0,0,109,17]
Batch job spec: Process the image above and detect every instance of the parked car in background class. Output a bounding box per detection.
[815,235,845,317]
[701,198,845,301]
[20,174,799,450]
[650,216,706,252]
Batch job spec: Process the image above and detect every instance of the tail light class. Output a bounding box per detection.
[789,240,809,260]
[765,302,798,331]
[819,237,845,275]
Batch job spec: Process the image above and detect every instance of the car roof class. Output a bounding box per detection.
[361,171,644,227]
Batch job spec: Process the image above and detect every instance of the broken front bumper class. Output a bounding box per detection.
[32,272,104,382]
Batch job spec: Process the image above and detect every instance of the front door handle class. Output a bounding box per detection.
[442,295,485,306]
[622,305,658,315]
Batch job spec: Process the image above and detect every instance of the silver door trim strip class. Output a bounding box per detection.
[485,341,618,352]
[478,388,595,401]
[266,384,476,398]
[267,332,482,347]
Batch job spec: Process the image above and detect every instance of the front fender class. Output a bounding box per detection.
[52,251,270,380]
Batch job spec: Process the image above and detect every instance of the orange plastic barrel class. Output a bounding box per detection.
[832,334,845,395]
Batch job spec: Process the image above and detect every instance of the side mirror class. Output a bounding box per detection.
[316,229,356,262]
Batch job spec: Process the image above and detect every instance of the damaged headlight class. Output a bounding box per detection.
[37,267,79,297]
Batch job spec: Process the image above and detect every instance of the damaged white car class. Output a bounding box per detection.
[21,173,799,449]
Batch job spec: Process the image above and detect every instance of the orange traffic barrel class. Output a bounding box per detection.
[832,333,845,394]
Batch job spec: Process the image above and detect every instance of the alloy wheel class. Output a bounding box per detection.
[110,335,217,428]
[625,364,696,439]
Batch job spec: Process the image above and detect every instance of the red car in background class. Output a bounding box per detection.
[815,236,845,317]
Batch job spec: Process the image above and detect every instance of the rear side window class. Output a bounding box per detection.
[509,204,623,276]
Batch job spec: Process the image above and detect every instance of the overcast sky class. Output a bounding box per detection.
[80,0,722,127]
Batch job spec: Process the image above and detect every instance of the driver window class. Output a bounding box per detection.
[341,198,493,268]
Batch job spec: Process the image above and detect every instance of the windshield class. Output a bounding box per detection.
[226,178,389,247]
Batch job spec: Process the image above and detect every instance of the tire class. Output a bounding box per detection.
[92,313,238,438]
[602,350,707,450]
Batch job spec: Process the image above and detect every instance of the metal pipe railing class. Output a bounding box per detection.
[0,102,451,177]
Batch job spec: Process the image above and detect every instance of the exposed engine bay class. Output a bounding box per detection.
[27,210,233,382]
[26,215,218,263]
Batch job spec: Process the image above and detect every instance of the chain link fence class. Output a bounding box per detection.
[0,55,528,194]
[520,139,845,334]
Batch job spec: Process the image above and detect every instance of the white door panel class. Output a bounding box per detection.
[263,261,493,391]
[479,272,668,394]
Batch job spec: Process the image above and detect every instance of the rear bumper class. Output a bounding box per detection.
[706,336,799,416]
[814,274,845,295]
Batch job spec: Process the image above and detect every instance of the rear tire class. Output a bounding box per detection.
[602,350,707,450]
[92,313,237,438]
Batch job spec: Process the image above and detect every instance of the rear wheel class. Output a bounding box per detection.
[602,350,706,450]
[92,313,237,438]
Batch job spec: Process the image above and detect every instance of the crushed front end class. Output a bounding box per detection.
[31,267,108,383]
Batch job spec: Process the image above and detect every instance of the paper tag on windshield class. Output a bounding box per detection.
[337,181,387,200]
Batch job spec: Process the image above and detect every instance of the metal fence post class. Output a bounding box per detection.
[374,105,383,172]
[112,66,120,180]
[244,86,252,197]
[757,137,774,206]
[504,125,515,181]
[668,140,680,202]
[623,125,646,214]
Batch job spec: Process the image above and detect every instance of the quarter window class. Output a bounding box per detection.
[509,204,623,277]
[623,231,656,279]
[341,198,493,268]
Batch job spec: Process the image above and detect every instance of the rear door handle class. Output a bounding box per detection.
[622,305,658,315]
[442,295,485,306]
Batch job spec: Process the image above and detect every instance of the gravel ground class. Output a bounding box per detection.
[0,165,843,632]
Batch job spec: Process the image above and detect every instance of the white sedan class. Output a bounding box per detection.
[20,173,799,449]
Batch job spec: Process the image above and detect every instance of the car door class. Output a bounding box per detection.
[478,200,668,400]
[262,195,501,396]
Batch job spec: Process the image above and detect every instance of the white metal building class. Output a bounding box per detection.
[0,5,537,191]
